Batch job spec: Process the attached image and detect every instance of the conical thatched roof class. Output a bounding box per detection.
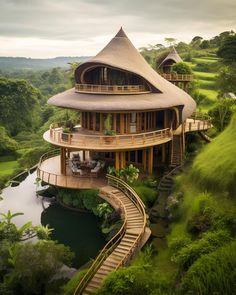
[158,47,182,68]
[49,28,196,120]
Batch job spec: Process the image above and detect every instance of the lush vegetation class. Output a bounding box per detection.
[0,210,74,294]
[95,112,236,295]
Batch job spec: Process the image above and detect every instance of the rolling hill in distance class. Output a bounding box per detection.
[0,56,91,71]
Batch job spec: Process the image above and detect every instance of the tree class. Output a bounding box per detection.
[208,97,235,131]
[171,62,192,75]
[3,240,74,295]
[217,34,236,64]
[200,40,210,49]
[0,127,17,154]
[164,38,177,47]
[217,66,236,95]
[0,78,42,135]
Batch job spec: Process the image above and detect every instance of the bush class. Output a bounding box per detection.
[179,240,236,295]
[171,62,192,74]
[172,230,231,270]
[132,184,157,207]
[63,269,88,295]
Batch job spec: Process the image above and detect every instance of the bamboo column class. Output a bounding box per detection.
[115,152,120,170]
[148,146,153,175]
[60,147,66,175]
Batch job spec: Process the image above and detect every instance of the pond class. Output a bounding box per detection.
[0,171,106,268]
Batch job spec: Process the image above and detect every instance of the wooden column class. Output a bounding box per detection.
[142,149,147,172]
[82,150,86,161]
[161,144,166,163]
[87,112,90,129]
[93,112,96,131]
[120,152,126,169]
[60,147,66,175]
[148,146,153,175]
[120,113,124,134]
[115,152,120,170]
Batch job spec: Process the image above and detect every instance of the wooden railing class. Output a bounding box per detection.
[161,73,193,81]
[184,112,212,132]
[37,149,63,187]
[73,174,147,295]
[48,124,172,150]
[75,83,150,94]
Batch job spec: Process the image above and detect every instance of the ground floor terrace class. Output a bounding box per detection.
[37,145,170,189]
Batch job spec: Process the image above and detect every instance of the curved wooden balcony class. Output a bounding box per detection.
[44,124,172,151]
[37,150,107,189]
[161,73,193,82]
[75,83,151,94]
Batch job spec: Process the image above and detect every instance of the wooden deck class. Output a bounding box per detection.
[37,155,107,189]
[174,118,212,135]
[44,126,172,151]
[74,176,150,295]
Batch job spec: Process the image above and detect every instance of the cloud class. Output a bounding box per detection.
[0,0,235,57]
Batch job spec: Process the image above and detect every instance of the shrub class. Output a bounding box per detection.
[132,184,157,207]
[63,269,88,295]
[172,230,231,270]
[179,240,236,295]
[171,62,192,74]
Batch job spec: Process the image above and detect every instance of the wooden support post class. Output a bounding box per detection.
[142,149,147,172]
[60,147,66,175]
[120,113,124,134]
[93,112,96,131]
[148,146,153,175]
[161,144,166,163]
[82,150,86,161]
[120,152,126,169]
[115,152,120,170]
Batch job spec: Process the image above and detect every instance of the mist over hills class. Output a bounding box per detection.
[0,56,91,71]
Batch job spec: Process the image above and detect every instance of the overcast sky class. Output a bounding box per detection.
[0,0,235,58]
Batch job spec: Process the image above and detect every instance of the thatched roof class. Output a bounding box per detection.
[158,47,182,68]
[48,28,196,120]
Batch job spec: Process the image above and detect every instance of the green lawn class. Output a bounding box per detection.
[199,89,218,100]
[0,157,19,177]
[193,58,219,64]
[194,71,217,80]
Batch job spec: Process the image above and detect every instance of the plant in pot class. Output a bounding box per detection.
[61,127,70,141]
[104,114,115,143]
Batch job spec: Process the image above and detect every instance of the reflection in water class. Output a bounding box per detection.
[41,204,106,268]
[0,171,106,268]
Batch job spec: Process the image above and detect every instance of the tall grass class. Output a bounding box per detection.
[191,114,236,196]
[180,240,236,295]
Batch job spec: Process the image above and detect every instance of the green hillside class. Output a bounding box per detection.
[185,54,219,109]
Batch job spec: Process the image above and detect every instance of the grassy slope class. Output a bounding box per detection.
[0,156,19,177]
[185,54,219,109]
[169,113,236,239]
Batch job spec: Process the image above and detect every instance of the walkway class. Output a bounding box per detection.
[74,176,150,295]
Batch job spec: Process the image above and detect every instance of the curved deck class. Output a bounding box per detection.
[37,153,107,189]
[74,176,150,295]
[44,126,172,151]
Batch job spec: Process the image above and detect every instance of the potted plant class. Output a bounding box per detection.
[61,127,70,141]
[104,114,116,143]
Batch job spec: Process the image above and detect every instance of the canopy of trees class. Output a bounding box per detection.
[0,78,42,135]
